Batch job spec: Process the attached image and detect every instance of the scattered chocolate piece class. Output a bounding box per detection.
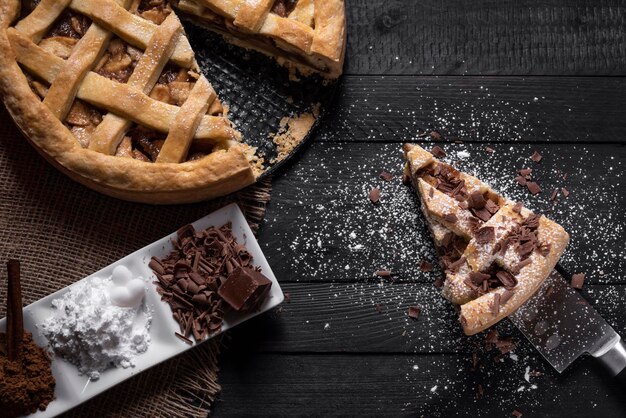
[491,293,501,316]
[369,187,381,204]
[402,171,411,185]
[477,383,484,398]
[512,410,522,417]
[472,207,492,222]
[419,260,433,272]
[484,200,499,214]
[571,273,586,289]
[468,191,486,209]
[408,306,421,319]
[518,168,532,177]
[475,227,495,244]
[375,270,392,277]
[375,303,381,313]
[175,332,192,345]
[430,131,443,141]
[379,171,393,182]
[485,146,495,153]
[512,201,523,214]
[531,151,542,163]
[433,278,444,288]
[428,186,434,198]
[444,213,458,223]
[545,285,554,297]
[561,187,570,197]
[486,329,499,344]
[469,271,491,286]
[526,181,541,195]
[500,289,515,305]
[218,266,272,312]
[550,189,558,201]
[431,145,446,158]
[515,175,527,186]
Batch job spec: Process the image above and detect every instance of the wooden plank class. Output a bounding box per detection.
[345,0,626,75]
[322,76,626,143]
[212,352,626,417]
[261,141,625,284]
[226,283,626,354]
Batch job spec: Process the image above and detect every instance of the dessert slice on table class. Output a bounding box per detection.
[402,144,569,335]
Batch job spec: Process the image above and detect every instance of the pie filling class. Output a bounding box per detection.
[22,1,233,163]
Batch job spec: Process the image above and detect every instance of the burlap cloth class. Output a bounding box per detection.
[0,107,273,417]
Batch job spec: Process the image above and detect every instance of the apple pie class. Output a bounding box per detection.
[0,0,346,203]
[403,144,569,335]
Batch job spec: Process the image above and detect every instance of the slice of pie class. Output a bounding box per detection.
[175,0,346,79]
[403,144,569,335]
[0,0,345,204]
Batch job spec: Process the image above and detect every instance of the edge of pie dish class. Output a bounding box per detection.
[403,143,570,335]
[0,0,346,204]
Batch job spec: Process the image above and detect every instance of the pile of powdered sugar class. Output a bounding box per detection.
[40,272,151,380]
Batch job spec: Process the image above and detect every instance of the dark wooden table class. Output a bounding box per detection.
[213,1,626,416]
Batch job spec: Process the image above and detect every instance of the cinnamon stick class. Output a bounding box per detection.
[6,260,23,362]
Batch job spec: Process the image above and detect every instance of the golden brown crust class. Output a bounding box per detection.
[403,143,570,336]
[0,1,256,204]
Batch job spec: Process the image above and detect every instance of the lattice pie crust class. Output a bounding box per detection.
[0,0,345,203]
[403,144,569,335]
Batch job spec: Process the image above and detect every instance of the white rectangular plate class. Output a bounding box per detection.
[0,203,284,418]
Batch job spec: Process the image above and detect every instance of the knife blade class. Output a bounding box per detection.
[509,267,625,375]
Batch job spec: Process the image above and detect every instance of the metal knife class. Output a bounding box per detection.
[509,267,626,380]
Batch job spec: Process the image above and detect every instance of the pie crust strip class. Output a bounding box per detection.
[69,0,194,67]
[89,12,183,154]
[14,0,72,42]
[157,75,214,163]
[7,28,237,143]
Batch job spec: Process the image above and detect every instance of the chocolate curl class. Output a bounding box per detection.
[6,260,23,362]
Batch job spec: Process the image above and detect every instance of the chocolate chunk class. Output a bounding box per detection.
[571,273,585,289]
[512,201,523,214]
[468,191,486,209]
[444,213,458,223]
[485,146,495,153]
[475,227,495,244]
[430,131,443,140]
[419,260,433,272]
[486,329,499,344]
[496,270,518,289]
[491,293,501,316]
[369,187,381,204]
[472,207,492,222]
[561,187,570,197]
[469,271,491,286]
[218,266,272,312]
[526,181,541,195]
[531,151,542,163]
[512,410,523,417]
[447,257,466,273]
[408,306,421,319]
[550,189,558,201]
[485,199,499,214]
[518,168,532,177]
[515,176,527,186]
[500,289,515,305]
[433,278,444,288]
[431,145,446,158]
[375,270,392,277]
[428,187,434,198]
[379,171,393,182]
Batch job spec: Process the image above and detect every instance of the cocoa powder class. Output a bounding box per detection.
[0,332,55,417]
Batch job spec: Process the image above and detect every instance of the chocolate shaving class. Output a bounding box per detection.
[149,222,263,343]
[475,227,495,245]
[518,168,532,177]
[467,191,486,209]
[369,187,381,204]
[471,207,492,222]
[419,260,433,272]
[500,289,515,305]
[561,187,570,197]
[433,278,444,288]
[375,270,392,277]
[491,293,501,316]
[408,306,421,319]
[495,270,518,290]
[444,213,458,224]
[515,176,527,186]
[485,146,495,153]
[469,272,491,286]
[175,332,192,345]
[571,273,585,289]
[512,201,523,214]
[379,171,393,182]
[531,151,542,163]
[512,410,523,417]
[431,145,446,157]
[550,188,558,201]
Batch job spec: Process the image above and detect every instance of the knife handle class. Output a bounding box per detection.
[595,338,626,380]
